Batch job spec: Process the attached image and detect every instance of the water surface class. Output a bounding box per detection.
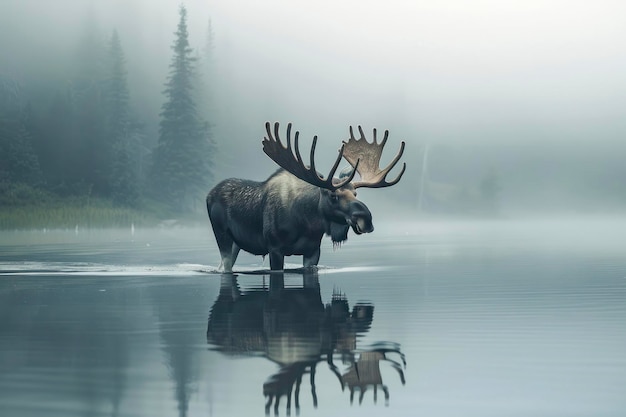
[1,220,625,416]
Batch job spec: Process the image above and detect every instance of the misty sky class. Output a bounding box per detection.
[1,0,625,212]
[211,0,626,144]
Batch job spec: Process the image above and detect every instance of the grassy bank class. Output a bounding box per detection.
[0,198,160,230]
[0,182,168,230]
[0,183,213,230]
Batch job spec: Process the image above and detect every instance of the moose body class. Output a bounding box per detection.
[207,122,405,272]
[207,169,371,271]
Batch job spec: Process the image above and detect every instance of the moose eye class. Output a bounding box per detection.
[330,193,339,202]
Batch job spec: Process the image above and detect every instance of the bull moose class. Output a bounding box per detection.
[206,122,406,272]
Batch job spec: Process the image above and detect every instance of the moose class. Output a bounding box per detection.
[206,122,406,272]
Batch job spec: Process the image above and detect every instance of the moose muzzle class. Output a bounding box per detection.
[347,201,374,235]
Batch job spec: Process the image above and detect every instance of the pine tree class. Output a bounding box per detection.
[104,30,140,205]
[152,5,215,213]
[105,30,130,148]
[203,18,215,68]
[39,90,78,192]
[70,12,107,195]
[198,17,216,121]
[193,17,216,163]
[0,77,41,187]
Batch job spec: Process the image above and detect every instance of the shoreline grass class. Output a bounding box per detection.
[0,183,211,230]
[0,198,161,230]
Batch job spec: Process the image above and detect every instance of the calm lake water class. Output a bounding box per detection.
[1,219,626,417]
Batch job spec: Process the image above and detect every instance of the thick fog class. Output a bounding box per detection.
[1,0,625,216]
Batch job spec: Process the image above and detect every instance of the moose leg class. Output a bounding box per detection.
[303,248,320,269]
[208,205,238,272]
[294,373,303,412]
[310,363,318,408]
[215,238,237,272]
[212,229,237,272]
[230,243,241,268]
[264,395,274,416]
[269,252,284,271]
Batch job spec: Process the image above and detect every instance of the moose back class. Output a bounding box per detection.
[206,122,406,272]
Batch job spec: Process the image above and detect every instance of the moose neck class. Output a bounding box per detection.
[268,170,350,244]
[328,221,350,245]
[316,188,350,245]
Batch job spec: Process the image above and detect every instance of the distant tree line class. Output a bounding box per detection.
[0,4,214,215]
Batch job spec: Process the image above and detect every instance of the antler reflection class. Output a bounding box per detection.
[340,342,406,406]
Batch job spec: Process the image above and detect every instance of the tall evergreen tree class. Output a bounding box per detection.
[38,89,78,192]
[104,30,140,205]
[198,17,216,121]
[105,30,130,149]
[193,17,216,159]
[70,12,107,195]
[0,77,41,187]
[152,5,215,213]
[203,18,215,70]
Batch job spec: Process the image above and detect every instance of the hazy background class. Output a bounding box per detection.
[1,0,625,216]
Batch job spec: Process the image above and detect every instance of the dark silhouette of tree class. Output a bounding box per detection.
[35,89,79,193]
[196,17,216,127]
[105,30,130,153]
[203,18,215,61]
[151,5,215,213]
[0,77,41,187]
[70,12,107,196]
[104,30,140,205]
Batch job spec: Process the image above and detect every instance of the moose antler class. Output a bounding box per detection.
[262,122,360,191]
[342,126,406,189]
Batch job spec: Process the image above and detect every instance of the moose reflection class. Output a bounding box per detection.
[207,271,406,415]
